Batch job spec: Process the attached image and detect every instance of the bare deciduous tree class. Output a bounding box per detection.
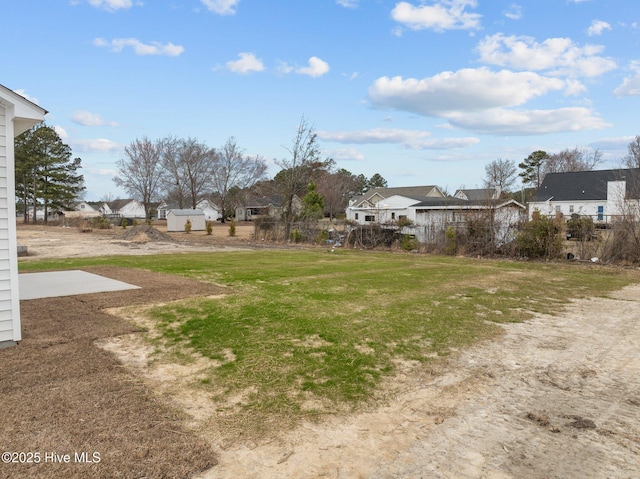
[622,135,640,169]
[210,137,268,222]
[114,136,166,219]
[544,147,603,175]
[274,117,324,239]
[484,158,517,194]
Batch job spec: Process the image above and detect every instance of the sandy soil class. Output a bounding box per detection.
[17,222,256,259]
[15,224,640,478]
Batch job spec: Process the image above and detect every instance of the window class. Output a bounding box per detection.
[555,205,561,214]
[355,213,359,220]
[569,205,574,213]
[365,215,375,222]
[597,205,604,221]
[391,212,396,220]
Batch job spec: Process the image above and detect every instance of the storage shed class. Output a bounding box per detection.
[166,209,206,232]
[0,85,47,348]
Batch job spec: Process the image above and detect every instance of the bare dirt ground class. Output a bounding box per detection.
[10,224,640,478]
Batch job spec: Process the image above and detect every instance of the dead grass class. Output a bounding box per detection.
[0,266,224,479]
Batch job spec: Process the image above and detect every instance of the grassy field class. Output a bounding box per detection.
[20,250,640,438]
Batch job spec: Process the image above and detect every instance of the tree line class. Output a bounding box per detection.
[114,117,389,230]
[15,117,640,228]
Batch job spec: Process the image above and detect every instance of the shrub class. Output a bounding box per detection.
[290,229,302,243]
[206,220,213,235]
[315,229,329,244]
[444,226,457,255]
[228,218,236,237]
[516,214,562,259]
[401,234,419,251]
[184,218,192,234]
[90,216,111,229]
[121,218,127,229]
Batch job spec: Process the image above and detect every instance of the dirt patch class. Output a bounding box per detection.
[0,266,225,479]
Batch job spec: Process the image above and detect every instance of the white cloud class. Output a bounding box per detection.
[369,68,569,117]
[445,107,609,135]
[93,37,184,56]
[587,19,612,36]
[336,0,358,8]
[324,147,365,161]
[296,57,330,77]
[69,138,121,152]
[226,53,265,74]
[476,33,617,78]
[318,128,479,149]
[87,0,133,12]
[614,61,640,97]
[368,68,609,135]
[503,3,522,20]
[391,0,481,33]
[54,126,68,139]
[72,110,118,127]
[200,0,239,15]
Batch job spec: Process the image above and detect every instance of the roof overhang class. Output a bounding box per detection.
[0,84,48,136]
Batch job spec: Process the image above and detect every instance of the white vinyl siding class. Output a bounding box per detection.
[0,104,13,342]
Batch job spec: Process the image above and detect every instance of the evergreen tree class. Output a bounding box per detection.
[15,124,85,223]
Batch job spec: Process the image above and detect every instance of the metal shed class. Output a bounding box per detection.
[166,209,206,232]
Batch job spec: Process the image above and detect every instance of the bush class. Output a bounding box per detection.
[444,226,457,255]
[401,234,419,251]
[516,215,562,259]
[566,214,594,240]
[290,229,302,243]
[90,216,111,229]
[315,229,329,244]
[121,218,127,229]
[228,218,236,236]
[184,218,192,234]
[206,220,213,235]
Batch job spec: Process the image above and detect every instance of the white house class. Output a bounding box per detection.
[409,197,526,245]
[158,199,220,221]
[529,169,640,223]
[0,84,47,348]
[99,199,147,219]
[346,185,525,246]
[346,186,445,225]
[166,209,206,232]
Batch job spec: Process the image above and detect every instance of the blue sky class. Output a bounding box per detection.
[3,0,639,200]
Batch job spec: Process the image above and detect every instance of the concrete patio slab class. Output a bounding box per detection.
[19,270,141,300]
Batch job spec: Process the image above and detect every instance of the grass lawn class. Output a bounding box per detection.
[20,250,640,438]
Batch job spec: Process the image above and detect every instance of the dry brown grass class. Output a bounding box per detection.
[0,266,225,478]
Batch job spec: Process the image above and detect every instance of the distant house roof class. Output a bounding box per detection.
[351,185,444,206]
[244,195,286,208]
[454,188,499,201]
[533,168,640,202]
[414,197,524,209]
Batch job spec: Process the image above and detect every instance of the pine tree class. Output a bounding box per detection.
[15,124,85,223]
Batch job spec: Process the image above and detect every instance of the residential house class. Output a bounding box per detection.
[166,209,206,232]
[0,84,47,347]
[529,168,640,223]
[158,199,220,221]
[99,199,148,219]
[409,197,526,245]
[454,187,501,201]
[346,186,446,225]
[346,185,525,245]
[235,195,301,221]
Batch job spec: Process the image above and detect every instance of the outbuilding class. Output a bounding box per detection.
[0,84,47,348]
[166,209,206,232]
